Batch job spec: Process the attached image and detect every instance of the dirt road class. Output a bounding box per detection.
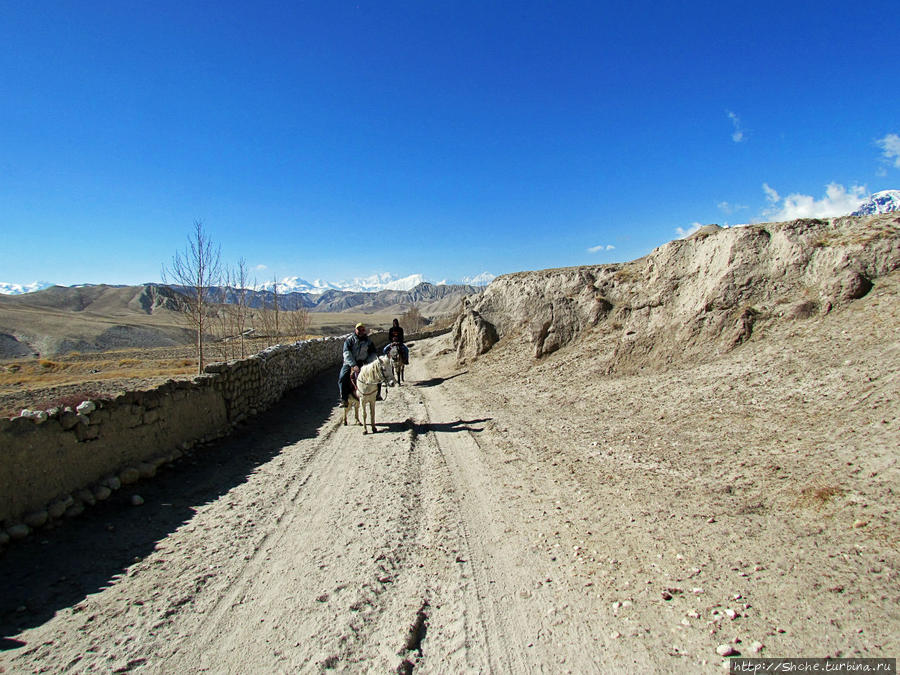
[0,337,624,673]
[2,308,898,673]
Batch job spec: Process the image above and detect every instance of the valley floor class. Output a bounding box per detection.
[1,275,898,672]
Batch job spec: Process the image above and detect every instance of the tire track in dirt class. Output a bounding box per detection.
[399,348,612,673]
[159,401,435,672]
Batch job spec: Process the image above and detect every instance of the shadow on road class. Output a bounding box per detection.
[411,371,467,388]
[0,368,341,648]
[377,418,491,434]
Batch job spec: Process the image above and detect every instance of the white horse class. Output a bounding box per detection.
[388,342,405,384]
[343,355,395,434]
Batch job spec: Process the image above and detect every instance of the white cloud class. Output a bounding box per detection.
[876,133,900,169]
[254,264,268,271]
[461,272,496,286]
[727,110,745,143]
[676,222,704,238]
[761,182,867,221]
[762,183,780,204]
[587,244,615,253]
[717,201,747,214]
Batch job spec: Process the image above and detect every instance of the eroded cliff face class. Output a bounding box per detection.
[453,214,900,371]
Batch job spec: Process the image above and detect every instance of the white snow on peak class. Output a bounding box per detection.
[850,189,900,216]
[0,281,53,295]
[380,274,429,291]
[1,272,496,296]
[258,276,340,294]
[253,272,490,295]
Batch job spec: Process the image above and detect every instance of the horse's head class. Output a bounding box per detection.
[388,343,400,361]
[378,355,396,387]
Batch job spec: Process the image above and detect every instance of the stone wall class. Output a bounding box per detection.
[0,329,449,542]
[1,333,391,539]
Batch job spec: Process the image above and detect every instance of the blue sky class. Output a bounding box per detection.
[2,1,899,288]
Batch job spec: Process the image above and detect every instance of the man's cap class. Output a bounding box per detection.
[355,322,366,329]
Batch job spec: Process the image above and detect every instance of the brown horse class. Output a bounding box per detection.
[388,342,405,384]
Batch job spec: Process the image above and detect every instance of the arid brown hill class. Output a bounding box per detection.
[454,214,900,371]
[0,282,478,357]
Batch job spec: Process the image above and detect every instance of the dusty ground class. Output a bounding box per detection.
[0,274,898,673]
[0,338,310,418]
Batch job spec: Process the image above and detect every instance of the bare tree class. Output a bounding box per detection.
[272,276,280,340]
[161,220,222,374]
[402,305,427,332]
[211,282,231,362]
[255,287,275,347]
[234,258,250,358]
[284,306,311,341]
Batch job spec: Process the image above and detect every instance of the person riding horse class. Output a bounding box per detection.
[339,323,381,405]
[382,318,409,364]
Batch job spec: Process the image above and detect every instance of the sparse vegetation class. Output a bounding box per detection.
[283,307,311,341]
[795,483,845,509]
[402,305,427,332]
[161,220,222,375]
[0,350,198,391]
[613,263,642,283]
[811,233,838,248]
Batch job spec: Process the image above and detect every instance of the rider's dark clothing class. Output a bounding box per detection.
[339,332,377,403]
[388,325,404,344]
[386,323,408,364]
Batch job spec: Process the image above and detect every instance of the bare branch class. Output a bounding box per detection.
[161,220,222,374]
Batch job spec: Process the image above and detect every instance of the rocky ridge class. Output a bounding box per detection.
[454,213,900,370]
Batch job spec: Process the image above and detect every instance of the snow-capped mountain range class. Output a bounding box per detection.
[258,273,428,294]
[0,272,496,296]
[252,272,496,294]
[850,189,900,216]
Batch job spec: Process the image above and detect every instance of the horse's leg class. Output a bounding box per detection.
[354,400,361,425]
[362,397,368,434]
[370,399,377,433]
[342,401,347,426]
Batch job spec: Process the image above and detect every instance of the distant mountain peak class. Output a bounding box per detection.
[851,189,900,216]
[1,272,496,296]
[0,281,53,295]
[257,272,491,295]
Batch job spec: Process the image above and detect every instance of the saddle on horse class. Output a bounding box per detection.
[390,340,409,365]
[352,360,383,400]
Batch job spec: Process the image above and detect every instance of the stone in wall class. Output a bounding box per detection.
[0,335,347,529]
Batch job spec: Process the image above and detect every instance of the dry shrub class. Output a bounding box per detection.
[794,483,845,509]
[613,264,642,283]
[0,351,198,392]
[811,234,837,248]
